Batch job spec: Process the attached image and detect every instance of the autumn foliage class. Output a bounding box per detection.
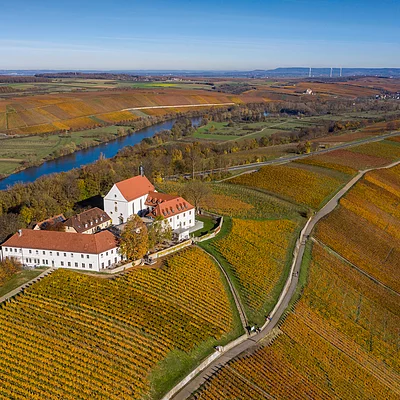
[119,215,149,261]
[191,149,400,400]
[0,257,22,286]
[0,247,234,399]
[212,218,298,322]
[231,163,344,209]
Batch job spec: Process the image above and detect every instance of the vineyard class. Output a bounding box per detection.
[192,240,400,400]
[296,147,395,171]
[0,89,247,135]
[156,181,304,220]
[0,247,238,400]
[207,183,304,219]
[315,166,400,292]
[230,163,347,209]
[191,154,400,399]
[203,218,299,325]
[347,140,400,161]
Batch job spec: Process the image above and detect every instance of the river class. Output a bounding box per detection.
[0,118,201,190]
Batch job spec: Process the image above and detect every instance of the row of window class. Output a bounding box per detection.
[61,262,93,269]
[23,258,93,269]
[169,219,192,225]
[100,257,118,269]
[3,248,115,258]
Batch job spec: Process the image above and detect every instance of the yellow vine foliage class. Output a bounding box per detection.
[231,164,343,209]
[214,218,297,315]
[192,242,400,400]
[0,247,234,400]
[206,193,254,216]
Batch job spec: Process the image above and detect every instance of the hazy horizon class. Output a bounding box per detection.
[1,0,399,70]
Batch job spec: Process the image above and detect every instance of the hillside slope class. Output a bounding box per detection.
[0,247,240,400]
[191,163,400,399]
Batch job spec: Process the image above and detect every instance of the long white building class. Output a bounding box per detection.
[1,229,122,272]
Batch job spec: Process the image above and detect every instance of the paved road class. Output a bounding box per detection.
[168,159,400,400]
[123,103,235,111]
[166,130,400,180]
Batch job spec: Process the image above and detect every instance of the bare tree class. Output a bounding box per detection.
[182,180,211,212]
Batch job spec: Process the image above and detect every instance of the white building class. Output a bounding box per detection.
[1,229,122,272]
[145,192,195,240]
[104,175,155,225]
[104,175,196,240]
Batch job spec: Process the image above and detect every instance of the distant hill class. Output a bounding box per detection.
[1,67,400,78]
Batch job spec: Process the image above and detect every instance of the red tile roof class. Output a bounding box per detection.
[149,197,194,219]
[2,229,117,254]
[115,175,155,202]
[145,191,177,206]
[64,207,111,233]
[34,214,66,230]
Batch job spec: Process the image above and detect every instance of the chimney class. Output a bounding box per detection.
[139,164,144,177]
[18,229,22,237]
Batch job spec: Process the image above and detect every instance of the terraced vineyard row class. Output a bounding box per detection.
[191,154,400,399]
[204,218,299,326]
[230,163,348,209]
[0,247,236,400]
[192,239,400,400]
[315,164,400,292]
[0,90,247,134]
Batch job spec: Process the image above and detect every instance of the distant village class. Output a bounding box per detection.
[375,92,400,100]
[1,172,199,272]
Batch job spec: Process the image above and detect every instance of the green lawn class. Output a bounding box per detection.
[193,121,286,141]
[0,125,131,176]
[0,268,47,297]
[192,216,219,237]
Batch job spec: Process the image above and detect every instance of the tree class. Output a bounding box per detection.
[185,142,201,179]
[0,213,24,243]
[119,215,149,261]
[148,216,172,250]
[182,180,211,212]
[0,257,22,286]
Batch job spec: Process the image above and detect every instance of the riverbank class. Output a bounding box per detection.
[0,112,173,180]
[0,114,202,190]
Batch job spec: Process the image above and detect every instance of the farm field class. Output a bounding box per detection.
[206,218,300,325]
[3,76,395,100]
[192,111,400,143]
[0,88,247,135]
[316,119,400,143]
[230,162,349,209]
[192,163,400,399]
[315,164,400,292]
[0,247,240,400]
[193,121,286,141]
[0,125,131,176]
[296,139,400,173]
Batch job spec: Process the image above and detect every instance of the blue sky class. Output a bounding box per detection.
[1,0,399,70]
